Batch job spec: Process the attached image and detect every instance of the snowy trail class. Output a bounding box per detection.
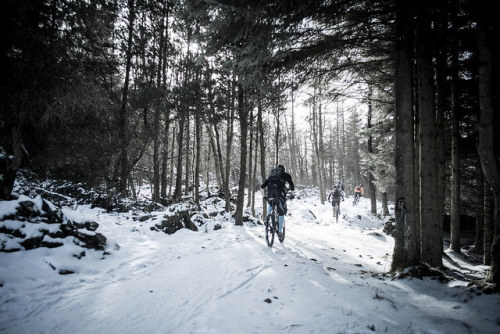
[1,192,500,334]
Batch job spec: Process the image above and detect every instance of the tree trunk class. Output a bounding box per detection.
[118,0,136,195]
[225,79,235,212]
[275,106,280,166]
[160,113,170,198]
[337,105,344,184]
[251,131,259,216]
[311,87,325,203]
[417,4,442,268]
[194,110,202,204]
[450,2,461,253]
[382,192,390,216]
[367,85,377,214]
[318,99,328,194]
[247,112,254,208]
[484,184,494,265]
[173,114,185,199]
[184,114,190,196]
[234,84,248,226]
[476,6,500,286]
[0,126,24,200]
[206,142,211,197]
[168,123,176,196]
[207,124,222,188]
[475,162,485,254]
[413,82,421,261]
[434,0,448,241]
[392,0,418,272]
[258,99,267,220]
[289,86,298,177]
[153,1,168,204]
[153,108,160,203]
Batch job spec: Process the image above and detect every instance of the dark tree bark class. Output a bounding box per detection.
[417,4,442,268]
[392,0,418,272]
[367,85,377,214]
[160,113,171,198]
[234,83,249,226]
[476,5,500,287]
[0,126,24,200]
[159,0,170,200]
[224,79,235,212]
[153,108,161,203]
[118,0,136,195]
[247,111,254,208]
[434,0,448,244]
[475,161,485,254]
[289,85,298,178]
[258,99,267,219]
[484,184,494,265]
[183,113,190,196]
[251,126,259,216]
[194,109,202,204]
[207,124,222,188]
[382,192,390,216]
[173,114,185,199]
[449,1,461,253]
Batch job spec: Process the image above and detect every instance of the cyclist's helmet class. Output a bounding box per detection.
[276,164,285,172]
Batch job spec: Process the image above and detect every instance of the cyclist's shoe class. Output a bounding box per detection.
[278,231,285,242]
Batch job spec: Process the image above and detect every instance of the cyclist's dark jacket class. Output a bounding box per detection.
[328,189,344,203]
[261,172,295,191]
[261,171,294,216]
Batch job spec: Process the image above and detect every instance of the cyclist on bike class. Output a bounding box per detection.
[354,184,364,201]
[261,164,295,238]
[328,185,344,215]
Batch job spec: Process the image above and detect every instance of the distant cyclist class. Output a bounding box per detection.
[354,184,364,201]
[336,180,345,196]
[328,185,344,215]
[261,164,295,238]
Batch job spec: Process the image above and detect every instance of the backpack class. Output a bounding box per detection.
[268,167,285,185]
[332,188,341,200]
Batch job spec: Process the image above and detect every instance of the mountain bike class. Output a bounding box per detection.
[353,193,360,206]
[264,190,289,247]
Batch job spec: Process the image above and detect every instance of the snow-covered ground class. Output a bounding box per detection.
[1,188,499,334]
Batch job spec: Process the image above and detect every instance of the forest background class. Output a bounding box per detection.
[1,0,499,289]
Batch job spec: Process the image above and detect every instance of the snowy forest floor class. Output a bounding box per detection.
[1,184,499,334]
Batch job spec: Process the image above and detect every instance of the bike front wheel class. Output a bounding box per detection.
[265,212,276,247]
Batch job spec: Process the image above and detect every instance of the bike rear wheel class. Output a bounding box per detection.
[335,205,339,223]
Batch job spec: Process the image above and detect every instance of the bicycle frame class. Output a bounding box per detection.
[332,201,340,223]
